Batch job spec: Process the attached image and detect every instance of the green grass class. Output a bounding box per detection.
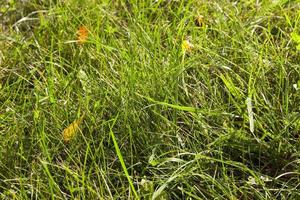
[1,0,300,199]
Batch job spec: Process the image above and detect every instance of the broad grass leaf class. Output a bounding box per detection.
[291,32,300,51]
[77,69,91,93]
[246,97,254,133]
[62,115,84,143]
[291,32,300,43]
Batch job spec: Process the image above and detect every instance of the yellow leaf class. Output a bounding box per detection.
[182,39,194,53]
[62,115,84,143]
[77,25,89,44]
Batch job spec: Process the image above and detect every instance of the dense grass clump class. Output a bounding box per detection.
[1,0,300,199]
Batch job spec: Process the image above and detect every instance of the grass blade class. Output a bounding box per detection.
[109,114,139,199]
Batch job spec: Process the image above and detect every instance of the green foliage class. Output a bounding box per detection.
[1,0,300,199]
[291,32,300,50]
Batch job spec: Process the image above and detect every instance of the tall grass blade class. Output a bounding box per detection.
[109,114,139,199]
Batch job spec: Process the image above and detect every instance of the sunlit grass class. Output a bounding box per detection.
[1,0,300,199]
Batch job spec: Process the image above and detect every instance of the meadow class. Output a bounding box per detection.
[1,0,300,199]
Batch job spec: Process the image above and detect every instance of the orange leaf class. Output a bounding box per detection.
[77,25,88,44]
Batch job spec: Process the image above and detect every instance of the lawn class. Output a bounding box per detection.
[1,0,300,199]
